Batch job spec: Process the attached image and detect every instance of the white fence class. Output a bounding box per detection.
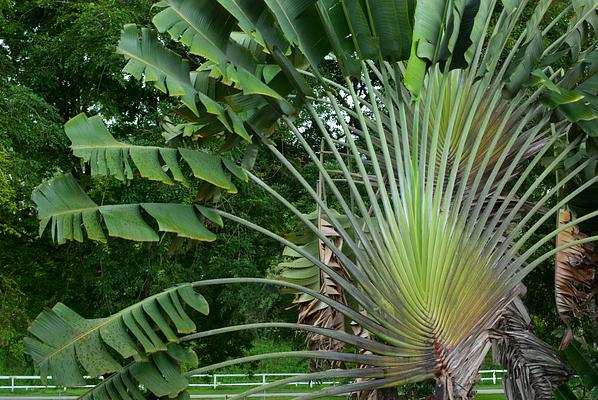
[0,370,507,393]
[479,369,507,385]
[190,373,346,389]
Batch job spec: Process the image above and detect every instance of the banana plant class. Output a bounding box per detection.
[25,284,208,399]
[26,0,598,399]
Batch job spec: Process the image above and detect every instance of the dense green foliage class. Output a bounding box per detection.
[0,0,317,373]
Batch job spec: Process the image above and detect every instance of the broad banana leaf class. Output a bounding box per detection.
[279,213,351,369]
[65,113,247,195]
[33,174,222,243]
[278,210,352,295]
[278,210,394,400]
[79,346,197,400]
[24,284,207,387]
[117,24,260,140]
[119,0,597,164]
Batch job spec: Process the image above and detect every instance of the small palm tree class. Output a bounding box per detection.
[25,1,597,399]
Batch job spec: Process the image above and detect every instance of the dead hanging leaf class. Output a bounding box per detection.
[278,213,394,399]
[555,210,598,350]
[297,218,349,370]
[491,296,569,400]
[440,331,492,400]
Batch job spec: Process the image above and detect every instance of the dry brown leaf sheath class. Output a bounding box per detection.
[555,210,597,349]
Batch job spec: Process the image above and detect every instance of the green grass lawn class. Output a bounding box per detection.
[0,382,505,399]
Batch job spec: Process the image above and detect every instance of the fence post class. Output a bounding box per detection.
[11,377,15,392]
[213,375,217,389]
[493,371,496,385]
[262,375,267,385]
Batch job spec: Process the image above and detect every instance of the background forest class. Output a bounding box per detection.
[0,0,593,386]
[0,0,319,374]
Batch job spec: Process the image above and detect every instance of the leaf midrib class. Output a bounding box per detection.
[72,144,161,150]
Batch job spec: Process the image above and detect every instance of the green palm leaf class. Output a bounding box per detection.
[117,24,201,116]
[24,284,207,387]
[79,348,193,400]
[152,0,234,67]
[153,0,285,101]
[65,113,245,191]
[117,24,253,139]
[277,210,352,299]
[33,174,221,243]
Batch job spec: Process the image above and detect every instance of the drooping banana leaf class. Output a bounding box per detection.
[152,0,236,69]
[117,24,202,117]
[153,0,289,102]
[65,113,247,193]
[24,284,208,387]
[503,0,598,133]
[79,345,197,400]
[120,0,597,175]
[117,23,256,139]
[277,210,351,295]
[32,174,221,243]
[116,20,300,147]
[279,214,351,369]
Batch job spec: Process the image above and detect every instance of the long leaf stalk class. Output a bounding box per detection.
[269,61,594,394]
[187,351,428,375]
[223,367,397,400]
[437,116,554,327]
[244,169,411,339]
[192,276,419,350]
[181,323,400,355]
[281,118,417,325]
